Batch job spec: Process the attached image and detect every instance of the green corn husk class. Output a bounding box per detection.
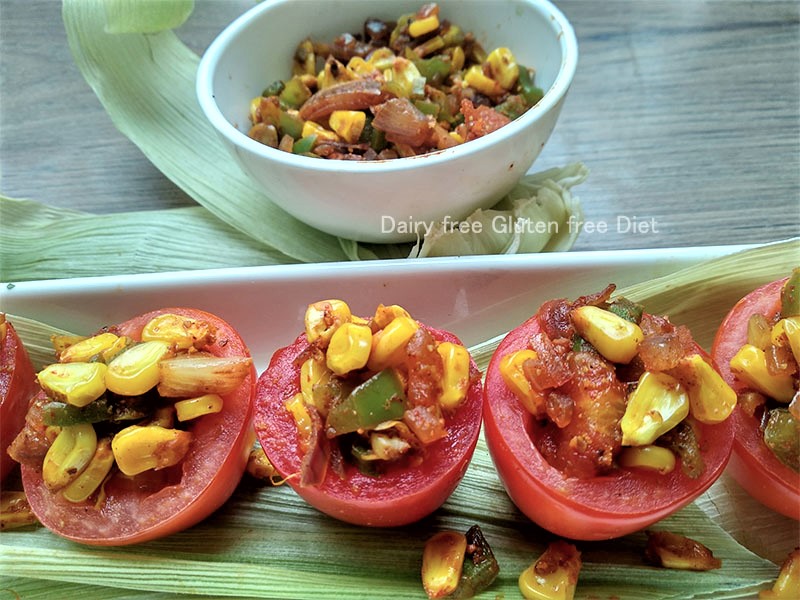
[2,241,796,599]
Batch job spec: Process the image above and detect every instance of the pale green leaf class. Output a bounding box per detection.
[102,0,194,33]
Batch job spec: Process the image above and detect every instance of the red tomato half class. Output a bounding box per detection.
[711,278,800,520]
[20,308,256,545]
[1,318,38,482]
[483,312,734,541]
[254,324,483,527]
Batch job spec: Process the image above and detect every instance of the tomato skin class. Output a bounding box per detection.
[711,278,800,520]
[20,308,256,546]
[1,320,38,482]
[253,324,483,527]
[483,312,734,541]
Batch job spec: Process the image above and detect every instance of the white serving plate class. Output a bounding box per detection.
[0,245,750,371]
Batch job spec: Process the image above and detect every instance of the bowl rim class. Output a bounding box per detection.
[195,0,579,174]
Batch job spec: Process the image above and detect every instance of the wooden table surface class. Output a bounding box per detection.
[1,0,799,253]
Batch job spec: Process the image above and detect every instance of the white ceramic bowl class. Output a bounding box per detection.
[196,0,578,243]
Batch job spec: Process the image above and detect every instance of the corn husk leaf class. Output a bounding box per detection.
[2,242,795,598]
[102,0,194,33]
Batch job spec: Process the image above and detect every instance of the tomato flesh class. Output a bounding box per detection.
[484,312,734,541]
[711,278,800,520]
[1,319,38,482]
[253,324,483,527]
[19,308,256,546]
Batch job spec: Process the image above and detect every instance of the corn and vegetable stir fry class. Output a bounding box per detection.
[289,300,476,481]
[247,3,544,160]
[8,313,252,506]
[731,270,800,471]
[499,285,737,479]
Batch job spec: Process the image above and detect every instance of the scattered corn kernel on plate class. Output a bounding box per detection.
[1,241,798,599]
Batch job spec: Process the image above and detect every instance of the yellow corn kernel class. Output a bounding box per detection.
[772,317,800,365]
[519,541,581,600]
[300,357,333,412]
[499,349,546,416]
[175,394,224,422]
[37,362,107,408]
[618,445,676,474]
[61,437,114,503]
[367,316,419,372]
[759,547,800,599]
[730,344,795,402]
[409,14,439,38]
[621,371,689,446]
[327,322,373,375]
[301,120,340,143]
[437,342,471,410]
[105,340,172,396]
[305,299,351,347]
[42,423,97,490]
[249,96,262,123]
[571,305,644,364]
[58,332,120,363]
[246,444,282,483]
[464,65,505,97]
[147,406,175,428]
[486,47,520,90]
[329,110,366,144]
[677,354,737,424]
[448,130,465,144]
[644,531,722,571]
[111,425,192,476]
[141,313,214,350]
[285,393,314,449]
[450,46,465,73]
[373,304,412,329]
[347,56,376,76]
[0,313,6,343]
[50,334,88,357]
[101,335,131,363]
[421,531,467,598]
[1,491,37,531]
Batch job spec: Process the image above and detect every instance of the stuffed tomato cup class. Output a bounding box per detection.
[1,314,38,483]
[711,270,800,519]
[7,308,256,545]
[253,300,483,527]
[483,285,737,540]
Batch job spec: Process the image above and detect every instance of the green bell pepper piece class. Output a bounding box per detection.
[326,369,407,436]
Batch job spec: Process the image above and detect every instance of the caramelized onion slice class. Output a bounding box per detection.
[371,97,434,147]
[299,79,391,121]
[157,353,252,398]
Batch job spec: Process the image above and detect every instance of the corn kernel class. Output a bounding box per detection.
[106,340,172,396]
[246,445,281,483]
[101,335,131,363]
[773,317,800,365]
[141,313,214,350]
[409,14,439,38]
[448,130,465,144]
[305,299,351,347]
[450,46,465,73]
[111,425,192,476]
[759,547,800,599]
[621,371,689,446]
[644,531,722,571]
[0,313,6,344]
[50,334,88,357]
[249,96,262,123]
[519,541,581,600]
[37,362,107,407]
[58,332,120,363]
[367,316,419,372]
[42,423,97,490]
[285,393,314,449]
[62,437,114,503]
[463,65,505,97]
[618,445,676,474]
[300,357,333,412]
[347,56,376,76]
[730,344,795,402]
[175,394,224,422]
[677,354,737,424]
[301,120,340,143]
[1,491,37,531]
[571,305,644,364]
[421,531,467,598]
[486,47,520,90]
[327,322,373,375]
[366,47,396,71]
[499,349,546,416]
[329,110,366,144]
[373,304,412,329]
[437,342,471,410]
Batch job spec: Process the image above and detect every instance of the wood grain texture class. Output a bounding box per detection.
[1,0,798,251]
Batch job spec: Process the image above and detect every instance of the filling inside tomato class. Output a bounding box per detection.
[285,300,478,483]
[728,271,800,471]
[498,285,738,479]
[8,312,252,507]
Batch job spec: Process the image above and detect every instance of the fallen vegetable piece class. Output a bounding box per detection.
[422,525,499,599]
[7,308,256,546]
[759,547,800,599]
[254,299,483,526]
[518,540,581,600]
[0,491,38,530]
[644,530,722,571]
